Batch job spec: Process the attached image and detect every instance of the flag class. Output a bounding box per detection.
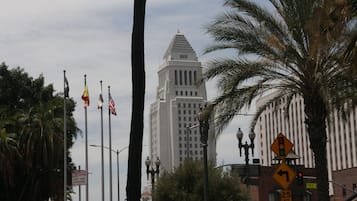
[64,74,69,98]
[98,92,104,109]
[109,93,117,115]
[81,84,90,107]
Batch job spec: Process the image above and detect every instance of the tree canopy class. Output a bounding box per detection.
[0,63,78,201]
[154,160,250,201]
[203,0,356,200]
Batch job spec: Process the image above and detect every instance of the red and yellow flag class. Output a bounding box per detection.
[81,85,90,107]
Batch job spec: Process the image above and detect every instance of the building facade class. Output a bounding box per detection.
[149,32,216,172]
[256,91,357,198]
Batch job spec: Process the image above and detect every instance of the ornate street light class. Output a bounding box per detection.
[145,156,161,198]
[236,128,255,184]
[197,103,212,201]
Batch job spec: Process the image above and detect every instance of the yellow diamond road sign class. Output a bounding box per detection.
[273,162,296,189]
[271,133,293,159]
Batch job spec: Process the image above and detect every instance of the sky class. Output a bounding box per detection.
[0,0,257,200]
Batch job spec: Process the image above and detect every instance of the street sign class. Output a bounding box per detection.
[273,162,296,189]
[280,189,292,201]
[271,133,293,159]
[72,170,88,186]
[306,182,318,189]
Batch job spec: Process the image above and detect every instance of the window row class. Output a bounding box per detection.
[175,90,199,97]
[174,70,197,86]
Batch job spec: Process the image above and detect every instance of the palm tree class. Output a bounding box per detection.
[0,122,19,201]
[16,102,64,201]
[0,65,79,201]
[203,0,357,200]
[344,0,357,72]
[127,0,147,201]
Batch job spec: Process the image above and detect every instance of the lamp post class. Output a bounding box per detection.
[145,156,161,198]
[90,144,129,201]
[236,128,255,184]
[197,104,211,201]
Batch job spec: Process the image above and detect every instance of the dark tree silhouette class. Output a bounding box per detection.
[126,0,146,201]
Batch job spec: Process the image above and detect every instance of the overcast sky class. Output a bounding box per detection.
[0,0,257,200]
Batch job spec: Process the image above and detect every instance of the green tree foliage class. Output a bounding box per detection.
[0,63,78,201]
[203,0,356,200]
[345,0,357,71]
[154,160,250,201]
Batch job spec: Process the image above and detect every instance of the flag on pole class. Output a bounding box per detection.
[81,84,90,107]
[98,91,104,109]
[108,93,117,115]
[64,74,69,98]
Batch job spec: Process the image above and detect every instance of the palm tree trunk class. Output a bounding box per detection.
[127,0,146,201]
[303,90,329,201]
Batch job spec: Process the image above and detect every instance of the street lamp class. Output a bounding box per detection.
[197,103,212,201]
[90,144,129,201]
[145,156,161,197]
[236,128,255,183]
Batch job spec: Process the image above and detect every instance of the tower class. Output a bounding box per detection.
[149,32,216,172]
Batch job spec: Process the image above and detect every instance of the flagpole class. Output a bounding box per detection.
[108,86,113,201]
[84,75,89,201]
[63,70,68,201]
[100,80,105,201]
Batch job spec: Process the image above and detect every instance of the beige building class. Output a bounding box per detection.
[149,32,216,172]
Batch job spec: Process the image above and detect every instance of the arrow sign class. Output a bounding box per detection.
[278,169,289,182]
[273,162,296,189]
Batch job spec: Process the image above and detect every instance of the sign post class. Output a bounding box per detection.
[271,133,295,201]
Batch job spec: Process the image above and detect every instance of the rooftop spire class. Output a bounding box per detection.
[163,31,198,61]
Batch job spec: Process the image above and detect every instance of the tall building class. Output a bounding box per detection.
[149,32,216,172]
[256,91,357,196]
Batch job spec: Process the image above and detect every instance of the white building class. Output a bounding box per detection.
[256,91,357,194]
[149,32,216,172]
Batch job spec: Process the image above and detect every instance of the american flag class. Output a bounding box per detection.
[109,93,117,115]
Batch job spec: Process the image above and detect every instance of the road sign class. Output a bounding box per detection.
[273,162,296,189]
[271,133,293,159]
[72,170,88,186]
[280,189,292,201]
[306,182,318,189]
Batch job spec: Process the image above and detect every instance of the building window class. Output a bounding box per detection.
[174,70,178,85]
[184,71,187,85]
[179,70,183,85]
[194,71,197,82]
[189,71,192,85]
[180,54,188,59]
